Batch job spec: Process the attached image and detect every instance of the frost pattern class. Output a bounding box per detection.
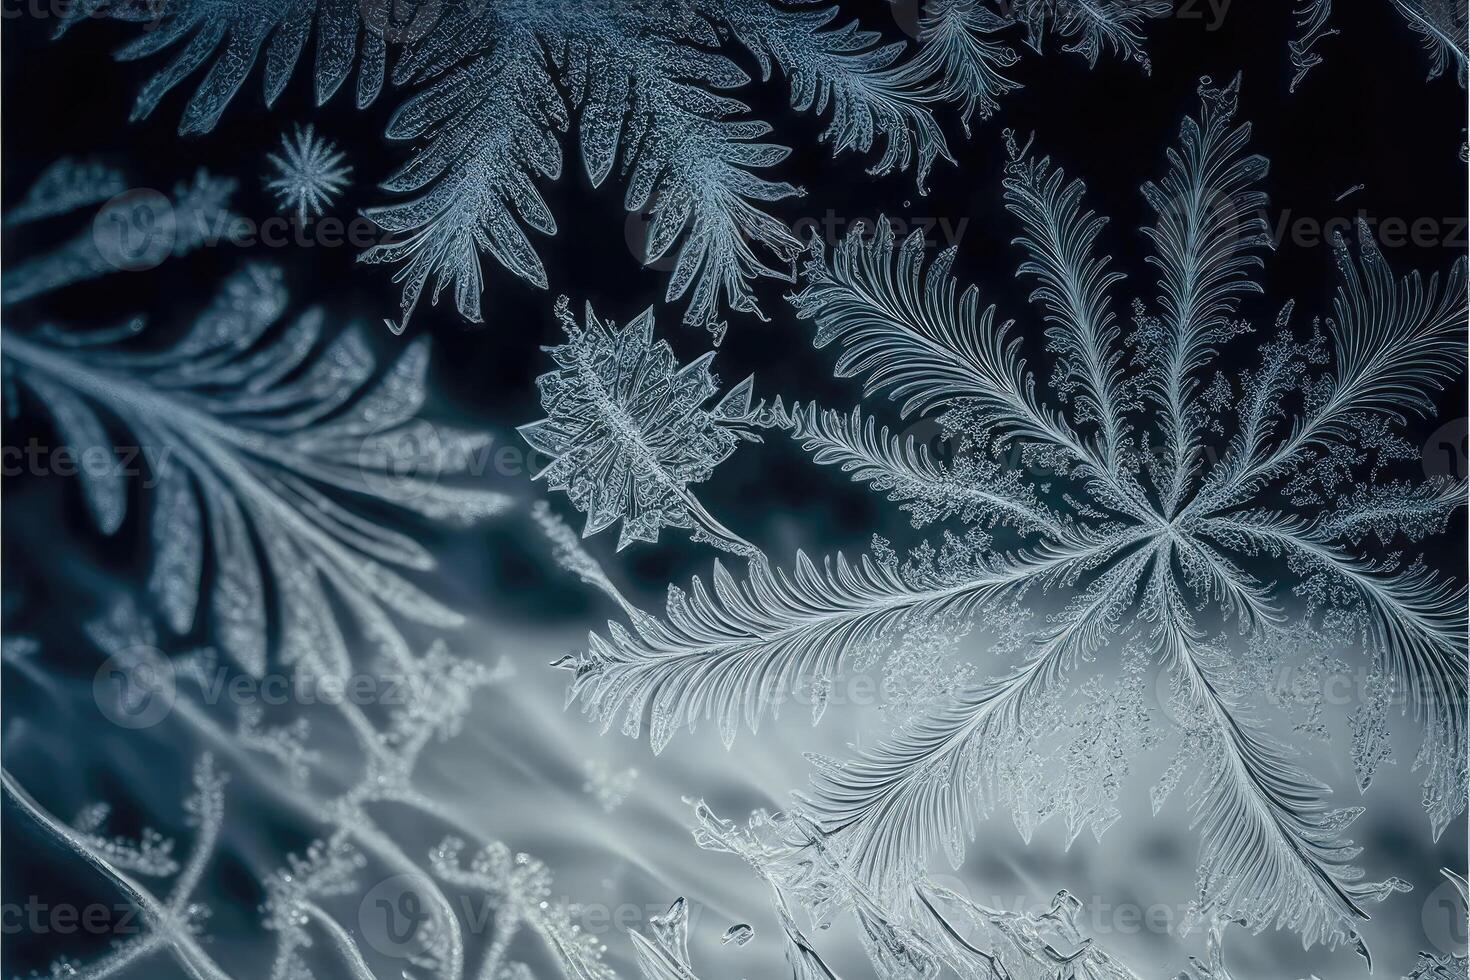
[61,0,1170,338]
[1391,0,1469,86]
[264,124,353,224]
[562,76,1467,954]
[3,262,512,676]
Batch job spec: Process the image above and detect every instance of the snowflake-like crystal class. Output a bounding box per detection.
[264,125,352,224]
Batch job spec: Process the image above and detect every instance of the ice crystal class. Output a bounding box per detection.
[3,262,512,676]
[520,297,765,559]
[260,838,367,980]
[565,76,1468,954]
[69,803,180,877]
[721,922,754,946]
[264,124,353,224]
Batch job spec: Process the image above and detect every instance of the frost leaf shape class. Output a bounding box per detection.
[264,124,353,224]
[902,0,1021,131]
[3,264,511,676]
[70,1,956,336]
[569,75,1467,953]
[520,297,763,560]
[358,1,885,338]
